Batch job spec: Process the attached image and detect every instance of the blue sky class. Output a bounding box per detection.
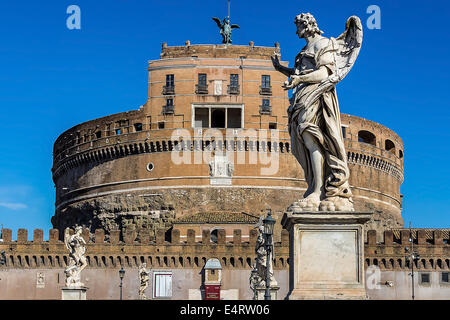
[0,0,449,238]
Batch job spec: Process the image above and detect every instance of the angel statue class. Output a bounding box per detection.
[64,226,88,287]
[138,263,150,300]
[252,216,277,291]
[212,16,240,44]
[271,13,363,212]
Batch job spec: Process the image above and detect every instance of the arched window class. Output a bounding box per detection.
[358,130,376,146]
[399,150,404,159]
[385,139,395,154]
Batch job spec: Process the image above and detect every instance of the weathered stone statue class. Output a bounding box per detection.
[138,263,150,300]
[64,226,88,287]
[212,16,240,44]
[272,13,363,212]
[253,218,277,289]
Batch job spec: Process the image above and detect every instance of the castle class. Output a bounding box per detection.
[0,42,448,300]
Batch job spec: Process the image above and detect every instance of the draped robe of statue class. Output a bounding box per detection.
[289,36,352,201]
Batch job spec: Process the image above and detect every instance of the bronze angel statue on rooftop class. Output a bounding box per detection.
[271,13,363,212]
[212,16,240,44]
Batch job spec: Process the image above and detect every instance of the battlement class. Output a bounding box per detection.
[2,228,448,272]
[365,229,450,271]
[159,42,281,60]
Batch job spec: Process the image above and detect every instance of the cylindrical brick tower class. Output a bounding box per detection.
[51,42,404,241]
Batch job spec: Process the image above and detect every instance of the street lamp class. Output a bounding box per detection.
[263,209,275,300]
[119,267,125,300]
[405,221,420,300]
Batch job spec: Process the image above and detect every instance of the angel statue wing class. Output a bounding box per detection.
[331,15,363,83]
[231,24,240,29]
[212,17,222,29]
[302,16,363,108]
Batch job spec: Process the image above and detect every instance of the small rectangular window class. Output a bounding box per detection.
[442,272,449,283]
[262,99,270,107]
[420,273,430,284]
[95,131,102,139]
[166,98,173,106]
[166,74,174,87]
[230,74,239,87]
[261,75,271,88]
[153,271,172,299]
[342,126,346,139]
[198,73,207,86]
[115,129,121,135]
[134,123,143,132]
[158,122,165,129]
[269,122,277,130]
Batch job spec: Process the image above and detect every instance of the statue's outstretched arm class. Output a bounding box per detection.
[271,56,294,77]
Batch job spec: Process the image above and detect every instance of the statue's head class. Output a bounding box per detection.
[74,226,82,234]
[294,13,323,38]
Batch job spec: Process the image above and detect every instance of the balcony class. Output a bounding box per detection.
[259,105,272,115]
[162,85,175,95]
[195,84,208,94]
[259,86,272,96]
[162,105,174,115]
[227,85,240,95]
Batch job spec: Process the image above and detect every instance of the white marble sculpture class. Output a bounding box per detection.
[272,13,363,212]
[251,217,277,290]
[138,263,150,300]
[64,226,88,287]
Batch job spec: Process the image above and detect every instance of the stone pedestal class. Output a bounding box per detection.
[61,286,88,300]
[255,286,280,300]
[281,211,371,300]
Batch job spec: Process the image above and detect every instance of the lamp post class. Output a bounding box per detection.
[405,221,420,300]
[119,267,125,300]
[263,209,275,300]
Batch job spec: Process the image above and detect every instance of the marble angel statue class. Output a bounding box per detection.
[271,13,363,212]
[64,226,88,287]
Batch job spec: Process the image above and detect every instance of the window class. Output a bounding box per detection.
[420,273,430,284]
[260,99,271,114]
[342,126,347,139]
[269,122,277,130]
[198,73,207,86]
[115,128,121,135]
[358,130,376,146]
[261,75,271,88]
[194,108,209,128]
[152,271,172,299]
[163,74,175,95]
[95,131,102,139]
[134,123,143,132]
[399,150,404,159]
[163,98,174,114]
[230,74,239,87]
[166,74,174,87]
[196,74,208,94]
[228,74,240,94]
[385,139,395,154]
[166,98,173,106]
[211,108,225,128]
[193,106,242,129]
[158,122,165,129]
[227,108,241,128]
[442,272,449,283]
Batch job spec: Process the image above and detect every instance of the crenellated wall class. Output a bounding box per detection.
[0,228,449,300]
